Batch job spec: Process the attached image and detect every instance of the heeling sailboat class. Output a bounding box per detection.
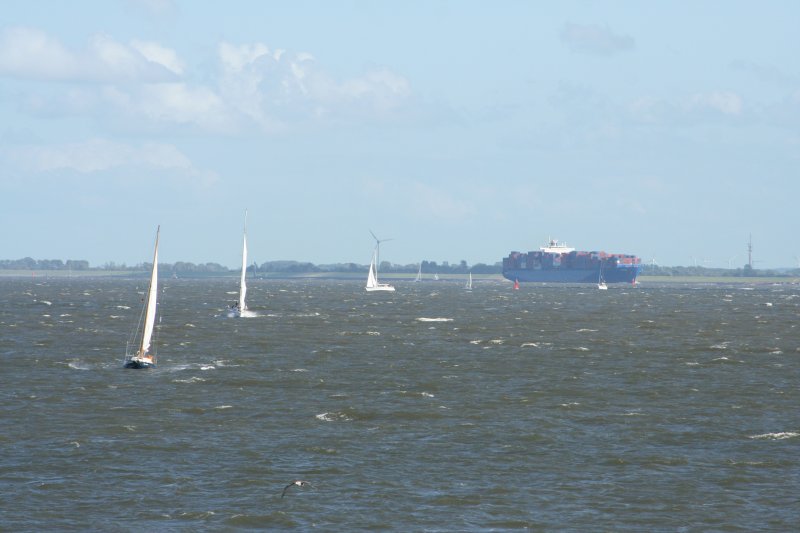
[414,263,422,282]
[228,210,249,317]
[124,226,160,369]
[465,272,473,291]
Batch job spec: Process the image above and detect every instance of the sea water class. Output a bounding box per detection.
[1,277,798,530]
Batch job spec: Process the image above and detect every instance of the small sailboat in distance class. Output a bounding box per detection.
[228,210,249,317]
[124,226,160,369]
[414,263,422,282]
[598,261,608,290]
[465,271,473,291]
[365,231,395,292]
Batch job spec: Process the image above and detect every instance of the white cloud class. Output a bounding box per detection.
[0,27,180,82]
[7,139,216,184]
[137,83,231,130]
[0,27,79,80]
[214,40,412,128]
[219,42,271,72]
[560,23,634,56]
[131,40,185,75]
[1,29,413,132]
[690,91,743,115]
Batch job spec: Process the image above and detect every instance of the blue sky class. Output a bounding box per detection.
[1,0,798,269]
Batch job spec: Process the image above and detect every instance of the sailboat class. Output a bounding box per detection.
[465,272,473,291]
[414,264,422,283]
[124,226,160,369]
[228,210,249,317]
[597,261,608,290]
[365,232,395,292]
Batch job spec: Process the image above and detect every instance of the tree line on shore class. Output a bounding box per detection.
[0,257,502,275]
[2,257,797,277]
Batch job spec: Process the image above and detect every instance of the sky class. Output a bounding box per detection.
[1,0,798,269]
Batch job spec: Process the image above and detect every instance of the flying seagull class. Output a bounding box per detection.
[282,480,311,498]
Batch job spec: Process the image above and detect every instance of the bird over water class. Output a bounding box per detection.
[282,480,311,498]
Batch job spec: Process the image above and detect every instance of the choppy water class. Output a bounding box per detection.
[1,277,799,531]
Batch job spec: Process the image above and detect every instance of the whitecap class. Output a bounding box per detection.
[576,328,598,333]
[116,305,130,310]
[291,368,309,372]
[469,340,482,345]
[416,317,453,322]
[520,342,539,348]
[200,365,215,371]
[315,412,352,422]
[173,377,206,383]
[68,361,91,370]
[214,405,233,410]
[489,339,504,345]
[366,331,380,336]
[421,392,434,398]
[749,432,799,440]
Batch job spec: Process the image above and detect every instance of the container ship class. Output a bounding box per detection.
[502,239,642,284]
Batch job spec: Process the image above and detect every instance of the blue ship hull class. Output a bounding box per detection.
[503,265,641,284]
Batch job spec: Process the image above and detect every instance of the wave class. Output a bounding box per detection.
[315,411,353,422]
[416,317,453,322]
[172,376,207,383]
[749,431,799,440]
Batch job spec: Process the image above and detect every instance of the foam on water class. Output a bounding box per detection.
[748,432,799,440]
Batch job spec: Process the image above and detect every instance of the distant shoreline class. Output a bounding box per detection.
[1,270,797,285]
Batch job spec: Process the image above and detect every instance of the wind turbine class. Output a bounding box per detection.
[369,230,394,271]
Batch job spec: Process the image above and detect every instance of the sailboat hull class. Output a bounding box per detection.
[123,359,155,369]
[365,285,395,292]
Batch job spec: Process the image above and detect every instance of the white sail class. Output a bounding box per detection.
[598,261,608,290]
[140,227,159,356]
[414,264,422,282]
[465,272,473,290]
[366,250,379,289]
[239,212,248,311]
[365,245,395,292]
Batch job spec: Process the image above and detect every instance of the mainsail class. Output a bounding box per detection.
[140,227,159,356]
[366,249,378,289]
[239,211,248,311]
